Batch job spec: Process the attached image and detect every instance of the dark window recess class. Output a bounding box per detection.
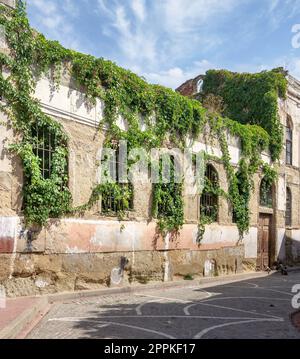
[260,178,273,208]
[200,164,219,222]
[156,156,180,217]
[232,171,252,223]
[32,125,56,180]
[286,187,292,227]
[101,184,134,213]
[286,117,293,165]
[101,146,134,214]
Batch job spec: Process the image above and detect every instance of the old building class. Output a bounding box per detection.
[177,72,300,269]
[0,1,299,297]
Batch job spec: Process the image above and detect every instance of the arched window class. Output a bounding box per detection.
[286,116,293,165]
[101,142,134,214]
[200,164,219,222]
[260,177,273,208]
[286,187,292,227]
[196,79,203,93]
[232,170,251,223]
[32,124,67,180]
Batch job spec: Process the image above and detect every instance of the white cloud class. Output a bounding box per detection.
[105,3,157,64]
[281,56,300,80]
[30,0,298,90]
[96,0,240,84]
[62,0,80,18]
[131,0,146,22]
[267,0,300,30]
[144,59,215,89]
[29,0,82,51]
[160,0,237,35]
[30,0,58,16]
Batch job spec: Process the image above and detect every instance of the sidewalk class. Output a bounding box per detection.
[0,296,49,339]
[0,268,298,339]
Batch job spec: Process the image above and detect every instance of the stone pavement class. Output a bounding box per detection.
[0,271,267,339]
[27,270,300,339]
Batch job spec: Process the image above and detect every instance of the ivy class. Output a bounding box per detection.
[152,157,184,235]
[201,68,288,161]
[0,3,286,239]
[0,1,72,226]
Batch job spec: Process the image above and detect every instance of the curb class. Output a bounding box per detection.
[16,302,52,339]
[0,297,48,339]
[47,271,270,303]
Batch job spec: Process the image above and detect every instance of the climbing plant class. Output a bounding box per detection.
[0,2,286,240]
[0,1,71,225]
[152,156,184,235]
[201,68,288,161]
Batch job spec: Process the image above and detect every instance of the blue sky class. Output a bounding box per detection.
[27,0,300,89]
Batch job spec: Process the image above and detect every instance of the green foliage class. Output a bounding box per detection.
[202,68,287,161]
[259,163,278,208]
[0,3,285,238]
[74,182,133,221]
[183,274,194,280]
[0,2,71,226]
[152,158,184,235]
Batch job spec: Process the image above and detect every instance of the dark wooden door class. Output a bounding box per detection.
[257,214,271,270]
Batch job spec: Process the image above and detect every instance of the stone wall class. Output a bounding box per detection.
[0,246,245,297]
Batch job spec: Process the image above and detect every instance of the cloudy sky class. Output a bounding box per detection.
[27,0,300,89]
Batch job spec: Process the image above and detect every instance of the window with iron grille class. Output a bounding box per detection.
[286,116,293,165]
[101,145,134,214]
[32,125,57,179]
[260,177,273,208]
[232,173,241,223]
[200,164,218,222]
[232,170,251,223]
[156,156,180,217]
[286,187,292,227]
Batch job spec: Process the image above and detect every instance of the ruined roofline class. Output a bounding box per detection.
[175,74,203,94]
[287,73,300,100]
[175,72,300,101]
[0,0,16,9]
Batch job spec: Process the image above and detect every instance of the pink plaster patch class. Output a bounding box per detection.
[0,237,14,253]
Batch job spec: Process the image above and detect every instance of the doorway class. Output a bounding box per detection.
[257,214,272,270]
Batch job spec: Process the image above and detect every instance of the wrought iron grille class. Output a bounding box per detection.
[101,145,134,214]
[286,187,292,227]
[260,178,273,208]
[286,117,293,165]
[200,164,218,222]
[32,125,56,179]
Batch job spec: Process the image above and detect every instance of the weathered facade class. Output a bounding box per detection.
[176,73,300,268]
[0,1,299,297]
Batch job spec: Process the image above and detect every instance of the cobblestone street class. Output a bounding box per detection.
[28,271,300,339]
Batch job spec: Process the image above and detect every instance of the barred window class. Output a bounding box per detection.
[286,116,293,165]
[286,187,292,227]
[260,177,273,208]
[32,125,57,179]
[101,144,134,214]
[232,171,251,223]
[200,164,218,222]
[156,156,180,217]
